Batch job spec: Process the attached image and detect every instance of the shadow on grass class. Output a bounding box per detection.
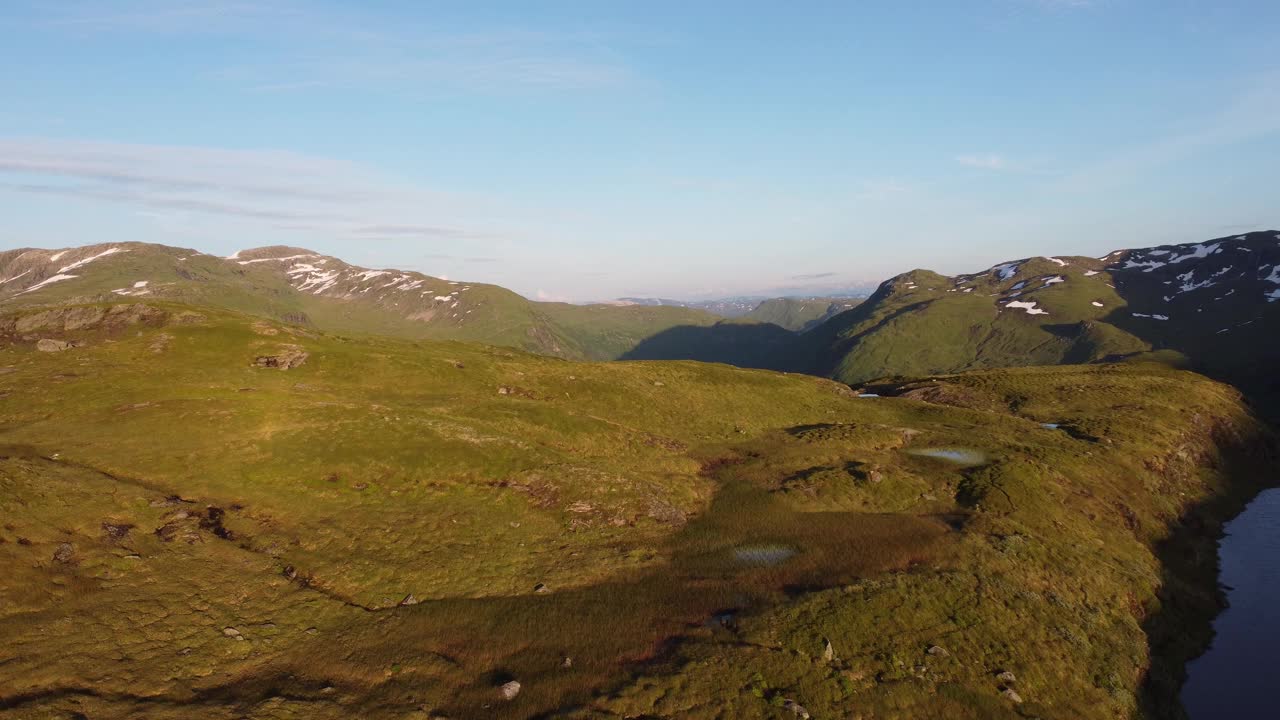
[619,322,798,370]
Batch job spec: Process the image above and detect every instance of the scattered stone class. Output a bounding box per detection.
[1001,687,1023,704]
[652,380,665,387]
[36,339,73,352]
[253,345,309,370]
[561,656,573,668]
[499,680,521,701]
[782,700,811,719]
[400,594,420,606]
[996,670,1017,684]
[927,645,949,657]
[533,583,550,594]
[497,386,513,395]
[222,627,242,638]
[304,627,319,635]
[822,637,836,662]
[102,522,134,540]
[52,542,76,563]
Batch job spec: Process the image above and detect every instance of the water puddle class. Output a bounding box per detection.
[904,447,988,466]
[732,544,797,566]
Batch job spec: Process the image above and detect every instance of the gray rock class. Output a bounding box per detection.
[996,670,1017,684]
[222,627,242,638]
[782,700,810,719]
[1001,687,1023,703]
[399,594,420,606]
[52,542,76,563]
[37,339,73,352]
[927,644,949,657]
[499,680,521,700]
[533,583,550,594]
[822,637,836,662]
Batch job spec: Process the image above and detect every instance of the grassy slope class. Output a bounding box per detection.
[743,298,861,332]
[1,301,1272,719]
[806,261,1151,384]
[806,235,1280,400]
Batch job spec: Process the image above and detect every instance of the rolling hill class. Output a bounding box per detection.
[0,242,721,361]
[743,296,862,332]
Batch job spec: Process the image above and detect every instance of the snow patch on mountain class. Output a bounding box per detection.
[990,262,1020,281]
[58,247,125,274]
[18,274,77,294]
[1005,300,1047,315]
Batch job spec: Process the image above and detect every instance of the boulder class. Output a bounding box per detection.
[36,339,73,352]
[52,542,76,563]
[782,700,811,719]
[499,680,521,701]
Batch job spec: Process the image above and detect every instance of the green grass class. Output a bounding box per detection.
[0,301,1272,719]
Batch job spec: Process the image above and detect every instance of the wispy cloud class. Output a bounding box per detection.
[0,137,502,243]
[21,1,634,95]
[1058,71,1280,191]
[955,153,1009,170]
[791,272,836,280]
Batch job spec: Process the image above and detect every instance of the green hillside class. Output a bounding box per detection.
[800,233,1280,409]
[1,299,1272,719]
[0,243,721,361]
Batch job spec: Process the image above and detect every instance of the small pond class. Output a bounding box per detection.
[904,447,988,467]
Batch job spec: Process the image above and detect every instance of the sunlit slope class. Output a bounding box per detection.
[1,300,1271,719]
[803,232,1280,391]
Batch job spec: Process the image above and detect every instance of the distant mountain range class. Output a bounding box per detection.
[617,296,863,332]
[0,243,857,361]
[4,231,1277,407]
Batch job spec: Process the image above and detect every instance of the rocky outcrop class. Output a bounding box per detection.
[253,345,309,370]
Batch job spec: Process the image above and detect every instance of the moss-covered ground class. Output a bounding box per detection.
[0,302,1272,719]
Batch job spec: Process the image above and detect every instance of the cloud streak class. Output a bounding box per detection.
[0,137,501,243]
[21,2,634,95]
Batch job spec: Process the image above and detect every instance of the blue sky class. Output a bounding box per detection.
[2,0,1278,301]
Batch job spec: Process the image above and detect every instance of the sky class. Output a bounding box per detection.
[2,0,1279,302]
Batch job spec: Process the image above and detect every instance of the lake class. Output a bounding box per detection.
[1182,488,1280,719]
